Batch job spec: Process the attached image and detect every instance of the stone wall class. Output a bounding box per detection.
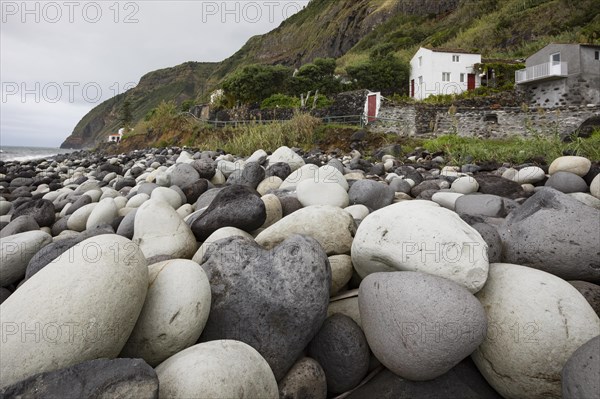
[522,75,600,108]
[370,104,600,138]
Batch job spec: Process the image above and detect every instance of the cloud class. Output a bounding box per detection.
[0,0,308,147]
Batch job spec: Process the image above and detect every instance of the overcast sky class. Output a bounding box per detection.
[1,0,308,147]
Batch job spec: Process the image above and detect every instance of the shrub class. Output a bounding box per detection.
[261,94,301,109]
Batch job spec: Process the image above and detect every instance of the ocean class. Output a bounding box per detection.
[0,146,76,162]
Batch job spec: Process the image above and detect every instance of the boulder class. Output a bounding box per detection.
[297,180,349,208]
[329,254,354,296]
[0,358,158,399]
[348,179,395,211]
[268,146,305,172]
[12,199,55,227]
[256,205,356,255]
[549,156,592,177]
[499,188,600,283]
[121,259,211,366]
[451,176,480,194]
[562,336,600,399]
[545,171,588,193]
[0,215,39,239]
[472,263,600,399]
[191,227,254,264]
[278,357,327,399]
[359,272,487,380]
[352,201,489,293]
[307,314,370,393]
[0,231,52,286]
[133,199,197,259]
[0,235,148,388]
[168,163,200,188]
[156,340,278,398]
[200,235,331,381]
[86,197,118,230]
[190,185,266,241]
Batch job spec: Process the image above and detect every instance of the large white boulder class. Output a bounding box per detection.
[155,340,278,399]
[0,235,148,388]
[351,201,489,293]
[549,156,591,177]
[472,263,600,399]
[268,146,305,172]
[120,259,211,366]
[86,198,118,230]
[133,199,197,259]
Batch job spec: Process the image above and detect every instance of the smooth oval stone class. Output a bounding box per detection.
[451,176,480,194]
[65,194,92,216]
[360,272,487,381]
[499,188,600,282]
[200,235,331,381]
[257,176,283,195]
[591,174,600,199]
[266,162,292,181]
[0,231,52,286]
[190,185,266,242]
[307,314,369,394]
[0,235,148,388]
[155,340,278,399]
[227,162,265,189]
[431,192,464,210]
[256,205,356,255]
[278,357,327,399]
[66,203,97,232]
[168,163,200,188]
[0,358,158,399]
[329,254,353,296]
[472,263,600,399]
[261,194,283,229]
[151,187,182,209]
[133,199,197,259]
[549,156,591,177]
[0,215,39,239]
[352,201,489,293]
[0,201,11,216]
[116,208,137,239]
[513,166,546,184]
[121,259,211,366]
[297,180,349,208]
[562,336,600,399]
[327,292,361,328]
[344,204,370,220]
[191,227,254,264]
[86,198,118,230]
[347,179,395,211]
[269,146,305,172]
[545,171,588,193]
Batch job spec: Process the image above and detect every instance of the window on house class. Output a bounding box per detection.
[452,55,460,62]
[595,51,599,60]
[418,56,422,67]
[418,76,423,85]
[442,72,451,82]
[460,73,465,83]
[551,52,561,65]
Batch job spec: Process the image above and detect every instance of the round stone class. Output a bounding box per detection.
[191,227,254,264]
[329,254,354,296]
[261,194,283,229]
[352,201,489,293]
[256,205,356,255]
[66,203,97,232]
[0,231,52,286]
[278,357,327,399]
[133,199,197,259]
[86,198,118,230]
[151,187,183,209]
[168,163,200,188]
[280,164,320,190]
[472,263,600,399]
[348,180,395,211]
[549,156,591,177]
[359,271,487,381]
[344,204,369,220]
[156,340,278,399]
[431,192,464,210]
[12,199,55,228]
[307,314,369,394]
[451,176,480,194]
[297,180,349,208]
[545,171,588,193]
[268,146,305,172]
[562,336,600,399]
[0,235,148,389]
[257,176,283,195]
[591,174,600,199]
[121,259,211,366]
[513,166,546,184]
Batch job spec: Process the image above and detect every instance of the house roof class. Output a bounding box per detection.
[427,47,480,55]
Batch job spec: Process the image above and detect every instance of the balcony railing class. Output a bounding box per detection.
[515,62,568,84]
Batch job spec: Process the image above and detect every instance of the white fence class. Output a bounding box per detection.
[515,62,568,84]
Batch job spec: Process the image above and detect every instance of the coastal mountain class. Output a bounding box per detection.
[61,0,600,149]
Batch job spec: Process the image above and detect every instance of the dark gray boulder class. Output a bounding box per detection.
[499,188,600,283]
[0,358,158,399]
[307,314,370,394]
[226,162,265,189]
[190,185,266,241]
[12,199,55,227]
[169,163,200,188]
[348,180,395,211]
[474,174,527,199]
[545,171,588,193]
[562,336,600,399]
[200,235,331,381]
[266,162,292,181]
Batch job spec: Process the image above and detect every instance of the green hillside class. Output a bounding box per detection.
[61,0,599,148]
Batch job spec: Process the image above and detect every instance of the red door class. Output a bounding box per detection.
[410,79,415,98]
[367,94,377,122]
[467,74,476,91]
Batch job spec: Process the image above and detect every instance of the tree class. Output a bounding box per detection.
[222,64,292,105]
[346,52,410,95]
[119,98,133,130]
[290,58,341,95]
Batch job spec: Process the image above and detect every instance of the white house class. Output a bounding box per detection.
[409,47,482,100]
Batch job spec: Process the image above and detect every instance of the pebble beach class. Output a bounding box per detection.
[0,145,599,398]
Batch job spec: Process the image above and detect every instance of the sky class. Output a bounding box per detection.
[0,0,308,147]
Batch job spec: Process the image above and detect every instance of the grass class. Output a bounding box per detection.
[419,131,600,165]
